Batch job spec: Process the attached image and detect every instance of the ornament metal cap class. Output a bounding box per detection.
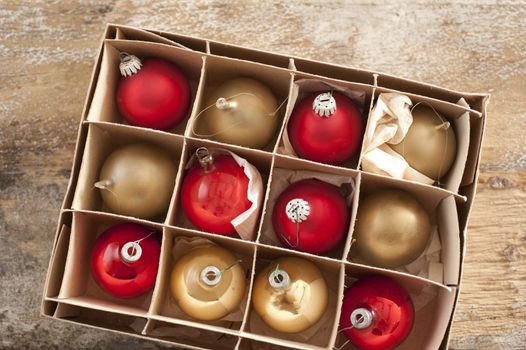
[200,265,222,286]
[285,198,310,223]
[268,266,290,289]
[119,52,142,77]
[350,307,373,329]
[196,147,213,171]
[120,241,142,263]
[312,92,337,117]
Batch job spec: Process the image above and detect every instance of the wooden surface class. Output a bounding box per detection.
[0,1,524,349]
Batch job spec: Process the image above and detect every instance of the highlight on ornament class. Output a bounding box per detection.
[338,275,414,350]
[95,142,177,220]
[287,90,364,165]
[193,77,281,149]
[252,257,328,333]
[170,243,246,321]
[272,178,350,254]
[352,189,432,269]
[116,52,191,130]
[90,222,161,299]
[180,147,255,236]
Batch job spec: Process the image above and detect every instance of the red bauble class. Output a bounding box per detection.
[91,223,161,298]
[288,91,363,165]
[181,150,252,235]
[340,275,414,350]
[117,57,191,130]
[272,179,349,254]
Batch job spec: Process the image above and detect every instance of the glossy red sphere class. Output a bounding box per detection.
[272,179,349,254]
[340,275,414,350]
[91,223,161,298]
[117,58,191,130]
[288,92,363,165]
[181,154,252,235]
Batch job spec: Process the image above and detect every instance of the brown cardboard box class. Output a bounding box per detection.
[41,23,489,350]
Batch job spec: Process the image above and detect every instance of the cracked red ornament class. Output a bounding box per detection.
[91,223,161,299]
[288,91,363,165]
[340,275,414,350]
[181,148,252,235]
[117,54,191,130]
[272,178,349,254]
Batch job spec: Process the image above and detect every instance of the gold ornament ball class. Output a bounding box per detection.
[96,143,177,219]
[252,257,328,333]
[390,104,457,180]
[353,189,432,269]
[170,244,246,321]
[199,77,279,149]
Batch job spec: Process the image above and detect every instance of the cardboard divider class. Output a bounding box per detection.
[71,121,184,222]
[237,337,298,350]
[347,172,461,286]
[145,319,240,350]
[51,302,150,338]
[376,72,487,105]
[140,26,209,53]
[293,57,375,86]
[112,25,192,49]
[277,78,374,170]
[44,224,71,299]
[86,39,204,135]
[243,245,343,349]
[258,155,359,261]
[150,226,257,332]
[54,210,164,316]
[169,137,273,240]
[209,41,292,69]
[334,263,457,350]
[360,86,477,194]
[188,54,293,152]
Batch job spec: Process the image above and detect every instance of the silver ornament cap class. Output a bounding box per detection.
[119,52,142,77]
[312,92,337,117]
[286,198,310,223]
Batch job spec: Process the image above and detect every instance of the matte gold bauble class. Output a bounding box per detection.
[390,104,457,180]
[170,245,246,321]
[199,77,279,149]
[353,189,431,268]
[252,257,328,333]
[95,143,176,219]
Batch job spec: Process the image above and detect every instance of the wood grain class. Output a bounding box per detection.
[0,1,524,349]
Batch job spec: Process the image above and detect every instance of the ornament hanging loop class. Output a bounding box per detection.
[119,52,142,77]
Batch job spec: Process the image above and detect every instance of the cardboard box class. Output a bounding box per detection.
[41,23,489,350]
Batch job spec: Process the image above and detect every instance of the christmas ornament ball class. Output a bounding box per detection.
[96,143,177,220]
[91,223,161,298]
[272,179,349,254]
[117,55,191,130]
[288,91,363,165]
[181,148,252,235]
[252,257,328,333]
[390,104,457,180]
[353,189,431,268]
[170,244,246,321]
[199,77,279,149]
[340,275,414,350]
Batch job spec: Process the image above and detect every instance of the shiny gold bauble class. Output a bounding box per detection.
[252,257,328,333]
[199,77,279,149]
[353,189,432,268]
[390,104,457,180]
[96,143,177,219]
[170,244,246,321]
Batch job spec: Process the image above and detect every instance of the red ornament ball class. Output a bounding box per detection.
[288,91,363,165]
[340,275,414,350]
[181,151,252,235]
[91,223,161,299]
[117,57,191,130]
[272,179,349,254]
